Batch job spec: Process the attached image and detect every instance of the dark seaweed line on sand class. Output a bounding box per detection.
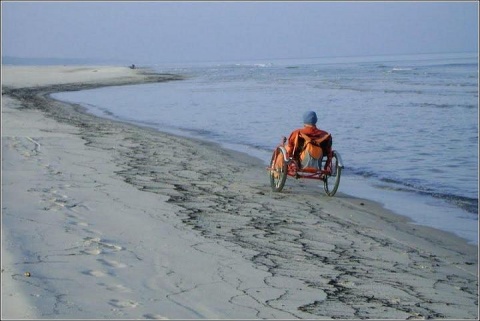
[2,72,184,106]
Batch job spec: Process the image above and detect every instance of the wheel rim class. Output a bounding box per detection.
[270,148,287,192]
[271,158,284,187]
[324,154,341,196]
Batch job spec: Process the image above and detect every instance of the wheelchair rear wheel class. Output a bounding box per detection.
[323,152,342,196]
[269,147,288,192]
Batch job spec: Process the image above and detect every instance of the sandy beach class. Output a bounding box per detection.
[1,65,478,319]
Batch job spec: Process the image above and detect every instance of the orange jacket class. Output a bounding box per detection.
[286,125,332,158]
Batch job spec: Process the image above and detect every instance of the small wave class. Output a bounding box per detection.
[102,109,114,117]
[234,63,272,68]
[388,67,414,72]
[425,192,479,215]
[411,102,477,109]
[182,127,217,138]
[383,89,423,94]
[416,103,452,109]
[83,103,118,118]
[434,63,478,68]
[349,168,478,215]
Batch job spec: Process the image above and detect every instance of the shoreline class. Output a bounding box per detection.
[6,67,476,245]
[2,66,478,319]
[47,64,478,245]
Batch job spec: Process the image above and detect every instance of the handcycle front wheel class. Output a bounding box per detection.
[323,152,342,196]
[269,147,288,192]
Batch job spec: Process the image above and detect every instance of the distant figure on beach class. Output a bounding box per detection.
[285,111,332,171]
[130,64,136,69]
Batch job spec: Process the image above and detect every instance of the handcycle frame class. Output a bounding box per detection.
[268,136,344,196]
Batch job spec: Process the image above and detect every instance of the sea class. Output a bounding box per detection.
[50,52,479,244]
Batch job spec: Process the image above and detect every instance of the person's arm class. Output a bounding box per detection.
[286,129,300,157]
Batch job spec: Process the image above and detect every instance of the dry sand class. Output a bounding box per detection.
[1,65,478,319]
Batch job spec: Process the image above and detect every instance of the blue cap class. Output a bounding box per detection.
[303,111,317,125]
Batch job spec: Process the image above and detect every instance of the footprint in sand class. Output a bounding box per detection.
[82,269,109,277]
[82,237,124,255]
[81,237,103,255]
[143,313,169,320]
[99,240,124,252]
[81,248,102,256]
[108,299,139,308]
[97,282,131,293]
[65,212,82,220]
[97,258,128,269]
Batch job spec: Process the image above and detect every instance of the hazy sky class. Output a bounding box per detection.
[2,1,478,64]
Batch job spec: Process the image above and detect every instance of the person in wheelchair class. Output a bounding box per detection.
[285,111,332,172]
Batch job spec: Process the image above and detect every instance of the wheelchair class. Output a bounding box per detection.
[268,135,344,196]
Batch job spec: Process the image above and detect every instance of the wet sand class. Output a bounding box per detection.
[2,66,478,319]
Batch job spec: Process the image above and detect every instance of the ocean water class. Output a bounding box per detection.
[52,52,478,244]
